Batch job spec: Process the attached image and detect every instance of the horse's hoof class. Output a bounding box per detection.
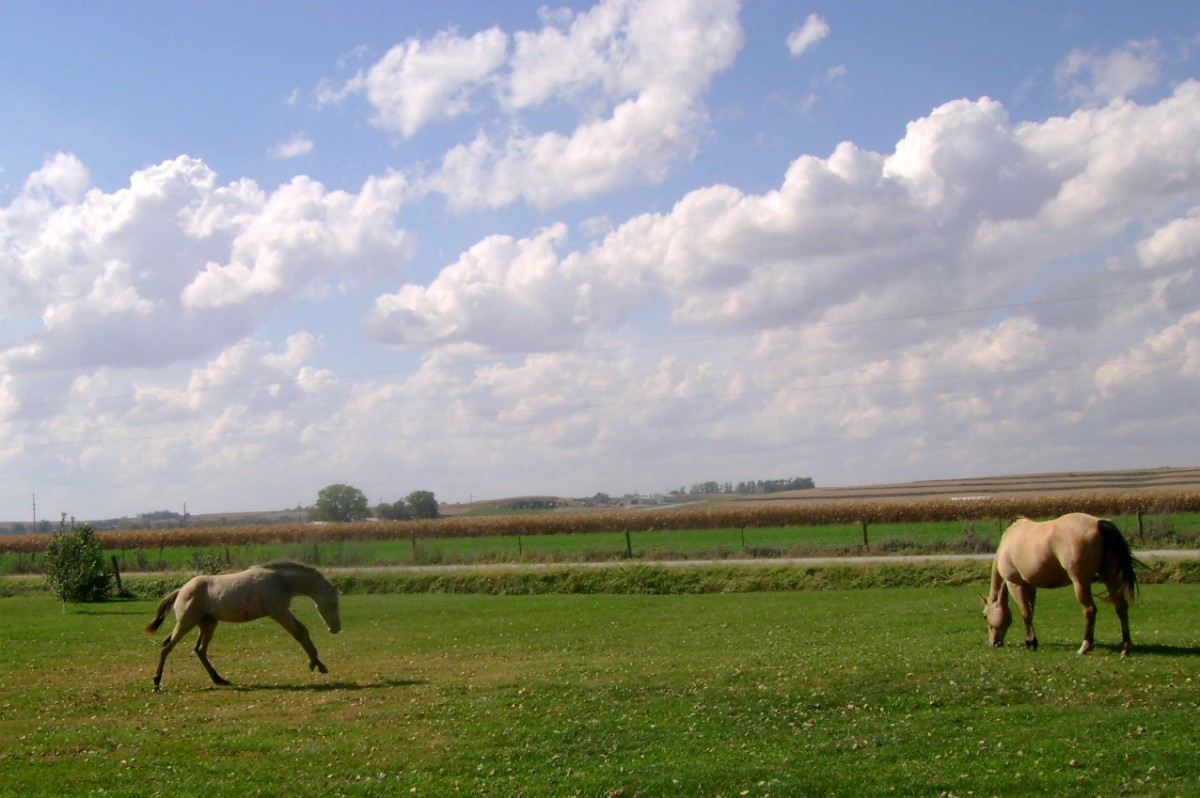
[1077,642,1094,655]
[991,641,1004,648]
[1025,638,1038,651]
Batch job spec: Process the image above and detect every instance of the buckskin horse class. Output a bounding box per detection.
[980,512,1139,656]
[145,561,341,689]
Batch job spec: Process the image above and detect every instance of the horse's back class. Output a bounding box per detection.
[997,513,1105,588]
[175,568,285,623]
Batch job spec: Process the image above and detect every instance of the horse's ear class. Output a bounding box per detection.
[978,594,988,606]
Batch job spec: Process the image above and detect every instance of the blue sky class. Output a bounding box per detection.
[2,1,1199,521]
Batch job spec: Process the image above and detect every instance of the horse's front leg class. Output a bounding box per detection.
[1072,580,1098,655]
[194,617,232,686]
[1009,583,1038,650]
[273,610,328,674]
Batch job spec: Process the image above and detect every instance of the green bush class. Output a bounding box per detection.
[44,523,113,605]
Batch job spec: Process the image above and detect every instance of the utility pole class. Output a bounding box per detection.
[32,493,37,530]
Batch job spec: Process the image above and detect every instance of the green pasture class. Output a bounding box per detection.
[10,522,953,574]
[2,585,1198,797]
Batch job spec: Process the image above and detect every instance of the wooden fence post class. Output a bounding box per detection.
[861,520,869,549]
[110,555,123,593]
[625,530,634,559]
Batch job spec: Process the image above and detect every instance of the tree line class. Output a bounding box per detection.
[311,484,440,523]
[687,477,815,495]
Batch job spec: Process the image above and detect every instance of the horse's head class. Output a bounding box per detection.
[979,594,1012,647]
[317,585,342,635]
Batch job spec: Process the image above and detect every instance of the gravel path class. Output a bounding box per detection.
[320,548,1199,576]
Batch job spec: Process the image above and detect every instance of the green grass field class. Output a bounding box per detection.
[4,512,1197,577]
[2,584,1198,797]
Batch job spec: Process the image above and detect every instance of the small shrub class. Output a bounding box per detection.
[873,537,921,554]
[952,532,996,554]
[189,552,226,574]
[45,522,113,606]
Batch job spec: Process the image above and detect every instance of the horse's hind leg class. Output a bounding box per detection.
[153,618,195,691]
[194,617,231,686]
[1114,596,1132,657]
[1073,580,1098,655]
[1106,577,1134,657]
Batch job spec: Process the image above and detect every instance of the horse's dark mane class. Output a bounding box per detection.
[261,560,321,575]
[259,561,335,588]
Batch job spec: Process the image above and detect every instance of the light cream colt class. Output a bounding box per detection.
[981,513,1139,656]
[145,562,341,690]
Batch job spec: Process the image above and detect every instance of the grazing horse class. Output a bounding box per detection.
[980,513,1139,656]
[145,561,341,690]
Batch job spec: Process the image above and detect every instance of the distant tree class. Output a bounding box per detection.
[140,510,183,520]
[696,477,817,495]
[375,500,413,521]
[757,477,815,493]
[405,490,440,520]
[45,520,113,609]
[312,484,370,522]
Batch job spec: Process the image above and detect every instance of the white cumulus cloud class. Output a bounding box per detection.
[1055,38,1164,106]
[361,81,1200,477]
[356,27,509,138]
[270,134,315,159]
[786,13,830,57]
[0,155,415,381]
[318,0,743,209]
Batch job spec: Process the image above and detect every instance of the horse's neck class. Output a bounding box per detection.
[296,577,330,600]
[277,567,326,599]
[988,563,1009,604]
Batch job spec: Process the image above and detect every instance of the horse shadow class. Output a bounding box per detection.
[73,605,149,616]
[1035,641,1200,657]
[232,678,427,692]
[1123,643,1200,658]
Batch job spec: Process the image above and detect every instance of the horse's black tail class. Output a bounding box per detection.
[1098,519,1141,603]
[144,589,179,634]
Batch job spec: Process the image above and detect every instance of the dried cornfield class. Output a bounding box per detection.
[2,491,1198,555]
